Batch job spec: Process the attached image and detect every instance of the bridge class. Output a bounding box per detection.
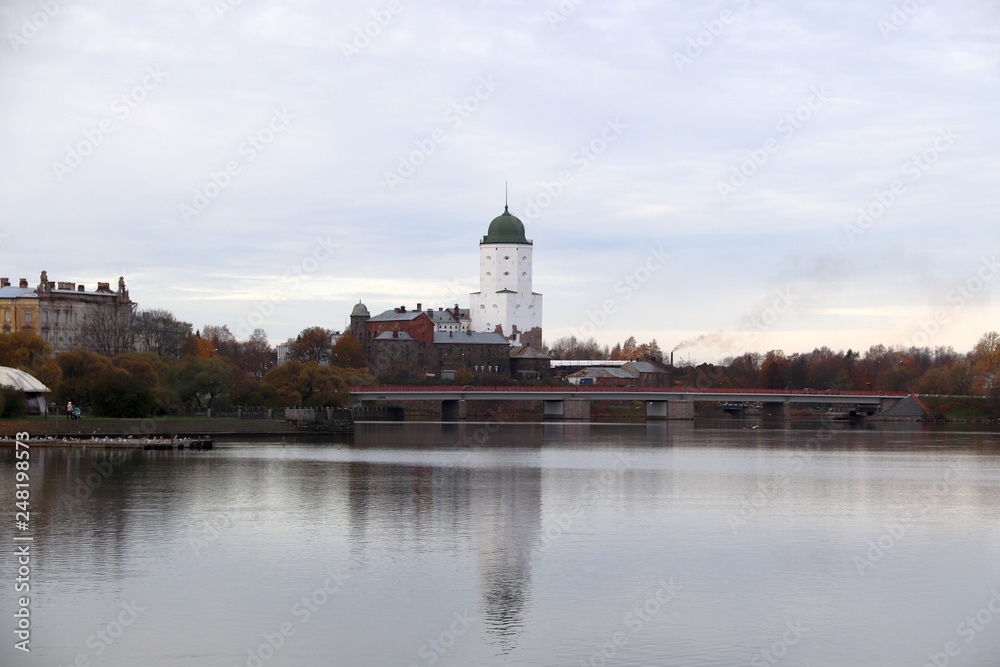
[349,386,910,420]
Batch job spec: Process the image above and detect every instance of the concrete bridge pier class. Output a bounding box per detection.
[668,400,695,420]
[879,397,902,413]
[441,399,467,421]
[543,399,591,420]
[646,401,667,420]
[762,401,792,420]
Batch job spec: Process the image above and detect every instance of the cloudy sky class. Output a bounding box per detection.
[1,0,997,361]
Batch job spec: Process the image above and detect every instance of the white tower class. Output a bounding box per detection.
[470,205,543,348]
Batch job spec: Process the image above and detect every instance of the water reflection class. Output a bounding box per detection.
[2,421,1000,666]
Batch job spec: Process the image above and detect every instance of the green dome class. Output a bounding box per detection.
[482,205,530,245]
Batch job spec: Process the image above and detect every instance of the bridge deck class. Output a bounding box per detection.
[350,386,906,405]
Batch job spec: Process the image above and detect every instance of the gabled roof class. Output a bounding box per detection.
[568,366,637,379]
[369,310,429,323]
[426,310,459,324]
[623,361,668,374]
[511,345,551,359]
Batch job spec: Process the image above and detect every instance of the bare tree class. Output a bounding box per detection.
[133,308,192,358]
[82,300,136,356]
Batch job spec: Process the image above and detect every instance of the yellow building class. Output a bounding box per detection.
[1,272,134,353]
[0,278,39,335]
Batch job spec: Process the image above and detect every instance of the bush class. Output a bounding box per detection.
[0,387,25,418]
[91,375,155,418]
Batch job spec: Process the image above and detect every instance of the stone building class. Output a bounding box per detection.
[0,271,135,354]
[469,206,543,348]
[350,302,511,380]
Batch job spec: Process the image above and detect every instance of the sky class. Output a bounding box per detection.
[1,0,998,363]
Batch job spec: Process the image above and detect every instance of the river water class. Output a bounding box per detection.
[2,421,1000,666]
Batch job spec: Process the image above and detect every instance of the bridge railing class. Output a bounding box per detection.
[348,385,908,397]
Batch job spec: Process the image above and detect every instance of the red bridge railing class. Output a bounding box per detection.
[349,386,907,397]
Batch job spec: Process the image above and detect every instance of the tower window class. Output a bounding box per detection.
[504,256,510,260]
[521,272,526,276]
[503,272,509,276]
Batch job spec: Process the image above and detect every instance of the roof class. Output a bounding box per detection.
[373,331,416,341]
[434,331,510,345]
[482,205,531,245]
[623,361,668,374]
[369,310,428,322]
[351,301,370,317]
[0,367,50,393]
[0,287,37,299]
[568,366,637,379]
[426,310,459,324]
[511,345,551,359]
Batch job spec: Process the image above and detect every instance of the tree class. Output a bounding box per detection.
[55,349,115,406]
[758,350,790,389]
[547,335,606,360]
[0,331,53,375]
[172,356,237,407]
[235,329,275,379]
[330,333,367,368]
[113,352,170,389]
[203,324,239,359]
[970,331,1000,396]
[133,309,192,358]
[264,361,349,406]
[288,327,337,364]
[81,300,136,357]
[91,372,155,418]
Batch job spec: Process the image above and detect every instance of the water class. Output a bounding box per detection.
[2,421,1000,666]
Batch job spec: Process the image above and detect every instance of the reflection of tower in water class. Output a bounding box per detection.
[472,462,542,654]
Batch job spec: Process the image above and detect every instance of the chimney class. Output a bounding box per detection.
[19,278,28,288]
[416,303,421,312]
[0,278,8,288]
[77,285,85,292]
